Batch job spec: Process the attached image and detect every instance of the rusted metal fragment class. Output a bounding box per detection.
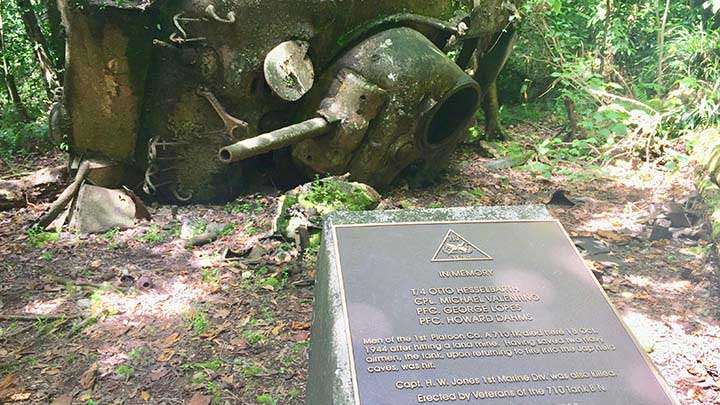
[83,159,126,188]
[264,40,315,101]
[197,87,248,140]
[68,185,145,234]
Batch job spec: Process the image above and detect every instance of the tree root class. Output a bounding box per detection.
[36,161,89,228]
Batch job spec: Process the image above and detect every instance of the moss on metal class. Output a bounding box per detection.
[273,176,381,239]
[59,0,520,202]
[60,1,154,162]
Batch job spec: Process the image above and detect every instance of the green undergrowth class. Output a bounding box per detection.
[687,128,720,243]
[275,177,379,238]
[0,115,50,159]
[26,226,60,248]
[299,177,378,213]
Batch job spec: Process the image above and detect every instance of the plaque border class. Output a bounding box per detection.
[329,218,679,405]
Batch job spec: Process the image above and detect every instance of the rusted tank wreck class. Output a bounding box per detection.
[55,0,518,203]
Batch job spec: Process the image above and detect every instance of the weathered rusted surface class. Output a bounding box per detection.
[57,0,519,202]
[292,27,481,186]
[220,117,331,163]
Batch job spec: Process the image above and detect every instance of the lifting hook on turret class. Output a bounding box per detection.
[197,87,249,140]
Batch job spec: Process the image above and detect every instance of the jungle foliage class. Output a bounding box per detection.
[0,0,63,158]
[494,0,720,175]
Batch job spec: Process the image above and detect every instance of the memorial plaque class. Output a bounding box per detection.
[307,207,677,405]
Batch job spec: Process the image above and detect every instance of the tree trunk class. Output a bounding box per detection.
[44,0,65,76]
[563,96,581,141]
[656,0,671,86]
[598,0,613,80]
[15,0,58,98]
[0,13,31,122]
[481,81,506,141]
[472,27,518,143]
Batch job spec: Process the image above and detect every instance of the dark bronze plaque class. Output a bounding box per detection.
[332,220,676,405]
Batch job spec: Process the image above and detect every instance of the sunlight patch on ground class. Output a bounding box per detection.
[604,160,696,201]
[624,274,692,293]
[604,162,671,192]
[97,347,129,373]
[578,202,648,234]
[576,160,696,235]
[623,310,669,350]
[622,310,720,394]
[22,297,66,315]
[90,277,204,319]
[191,249,225,268]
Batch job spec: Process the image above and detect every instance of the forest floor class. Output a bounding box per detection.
[0,120,719,405]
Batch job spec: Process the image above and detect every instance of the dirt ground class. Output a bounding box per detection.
[0,123,719,404]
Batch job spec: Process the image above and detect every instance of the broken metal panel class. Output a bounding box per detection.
[68,185,141,234]
[59,0,154,162]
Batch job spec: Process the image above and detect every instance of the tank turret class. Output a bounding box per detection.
[56,0,518,202]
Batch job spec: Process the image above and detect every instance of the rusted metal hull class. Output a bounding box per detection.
[58,0,515,202]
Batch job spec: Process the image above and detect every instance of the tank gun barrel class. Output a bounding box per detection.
[218,117,331,163]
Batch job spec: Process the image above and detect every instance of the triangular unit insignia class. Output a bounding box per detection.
[431,229,493,262]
